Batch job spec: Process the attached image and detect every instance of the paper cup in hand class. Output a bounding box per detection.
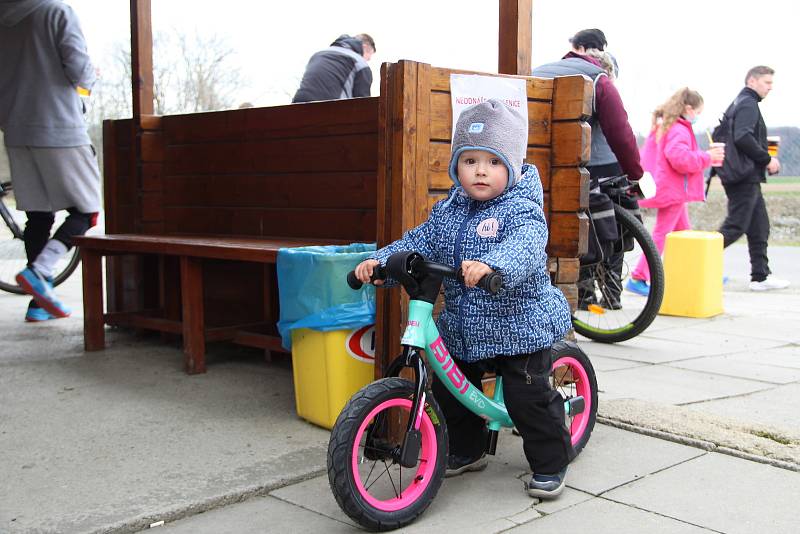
[638,171,657,199]
[767,136,780,157]
[710,142,725,167]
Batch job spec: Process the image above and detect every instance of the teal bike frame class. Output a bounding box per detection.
[401,300,513,433]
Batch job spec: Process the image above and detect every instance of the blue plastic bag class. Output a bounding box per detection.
[276,243,376,350]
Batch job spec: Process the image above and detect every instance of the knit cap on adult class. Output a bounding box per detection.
[448,99,528,191]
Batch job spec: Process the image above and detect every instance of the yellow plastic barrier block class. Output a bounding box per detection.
[659,230,723,318]
[291,325,375,429]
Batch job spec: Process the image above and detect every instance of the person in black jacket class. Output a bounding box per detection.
[717,66,789,291]
[292,34,375,103]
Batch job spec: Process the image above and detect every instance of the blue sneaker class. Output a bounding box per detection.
[25,301,56,322]
[527,466,568,499]
[625,278,650,297]
[15,267,71,318]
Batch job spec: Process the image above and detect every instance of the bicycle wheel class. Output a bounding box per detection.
[328,377,448,532]
[572,204,664,343]
[0,196,82,294]
[550,340,598,456]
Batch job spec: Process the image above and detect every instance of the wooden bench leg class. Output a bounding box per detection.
[180,256,205,374]
[82,249,105,351]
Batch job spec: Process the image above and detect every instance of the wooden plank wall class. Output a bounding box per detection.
[375,60,591,373]
[157,99,379,241]
[101,99,380,325]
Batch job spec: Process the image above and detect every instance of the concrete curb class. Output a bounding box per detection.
[598,417,800,473]
[88,468,327,534]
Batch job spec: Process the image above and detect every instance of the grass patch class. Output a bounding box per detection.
[766,176,800,184]
[751,430,794,445]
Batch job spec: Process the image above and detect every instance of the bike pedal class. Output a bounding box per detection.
[566,396,585,416]
[587,303,606,315]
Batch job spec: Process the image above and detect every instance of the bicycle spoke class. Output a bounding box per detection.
[364,460,394,494]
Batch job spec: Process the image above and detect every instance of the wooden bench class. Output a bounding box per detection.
[96,60,590,379]
[74,234,347,374]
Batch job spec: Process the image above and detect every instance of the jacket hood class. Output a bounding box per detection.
[330,34,363,56]
[0,0,48,27]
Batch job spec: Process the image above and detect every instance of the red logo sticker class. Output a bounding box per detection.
[346,325,376,363]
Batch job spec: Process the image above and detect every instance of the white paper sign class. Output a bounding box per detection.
[449,74,528,143]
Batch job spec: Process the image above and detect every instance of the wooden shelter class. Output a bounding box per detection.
[87,0,590,375]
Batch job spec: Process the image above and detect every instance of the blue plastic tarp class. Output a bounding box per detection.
[276,243,376,350]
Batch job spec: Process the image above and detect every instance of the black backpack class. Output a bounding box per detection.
[708,96,751,185]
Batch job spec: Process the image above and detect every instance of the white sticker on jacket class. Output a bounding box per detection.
[476,218,499,238]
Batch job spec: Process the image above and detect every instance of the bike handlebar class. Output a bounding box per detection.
[595,174,642,199]
[347,257,503,295]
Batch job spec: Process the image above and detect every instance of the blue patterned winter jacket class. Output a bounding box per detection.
[372,164,572,362]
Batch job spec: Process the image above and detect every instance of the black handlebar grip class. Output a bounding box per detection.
[346,270,363,290]
[479,272,503,295]
[347,265,387,290]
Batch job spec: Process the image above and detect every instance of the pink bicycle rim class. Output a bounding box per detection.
[351,397,438,512]
[552,356,591,445]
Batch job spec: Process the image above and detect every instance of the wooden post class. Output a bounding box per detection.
[180,257,206,374]
[130,0,153,233]
[130,0,154,119]
[498,0,532,75]
[82,249,105,351]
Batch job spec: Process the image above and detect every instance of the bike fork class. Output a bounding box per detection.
[398,346,427,468]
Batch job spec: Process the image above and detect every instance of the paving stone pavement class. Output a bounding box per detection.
[0,244,797,532]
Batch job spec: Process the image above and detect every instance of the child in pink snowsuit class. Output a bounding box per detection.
[628,88,724,294]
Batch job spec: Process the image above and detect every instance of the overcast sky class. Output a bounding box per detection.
[67,0,795,135]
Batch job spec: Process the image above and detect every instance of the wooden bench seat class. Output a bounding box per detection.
[73,234,349,374]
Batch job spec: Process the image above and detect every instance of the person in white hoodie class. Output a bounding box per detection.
[0,0,101,321]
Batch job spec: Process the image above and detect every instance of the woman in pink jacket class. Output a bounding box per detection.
[627,88,725,296]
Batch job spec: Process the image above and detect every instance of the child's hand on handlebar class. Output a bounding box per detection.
[355,259,383,285]
[461,260,493,288]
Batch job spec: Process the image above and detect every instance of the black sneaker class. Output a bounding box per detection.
[444,453,488,478]
[527,466,567,499]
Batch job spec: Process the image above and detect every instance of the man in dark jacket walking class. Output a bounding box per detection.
[717,66,789,291]
[292,34,375,103]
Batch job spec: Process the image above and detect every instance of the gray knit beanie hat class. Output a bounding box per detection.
[448,99,528,191]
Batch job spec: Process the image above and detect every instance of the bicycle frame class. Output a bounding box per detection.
[402,299,514,430]
[0,182,24,239]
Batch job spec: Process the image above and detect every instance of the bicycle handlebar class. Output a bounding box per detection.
[595,174,643,199]
[347,256,503,295]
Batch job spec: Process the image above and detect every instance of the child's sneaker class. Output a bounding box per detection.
[749,276,790,292]
[625,278,650,297]
[25,300,57,322]
[444,453,488,478]
[15,267,71,318]
[527,466,567,499]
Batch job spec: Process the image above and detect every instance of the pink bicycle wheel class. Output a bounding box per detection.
[328,377,447,531]
[551,341,598,454]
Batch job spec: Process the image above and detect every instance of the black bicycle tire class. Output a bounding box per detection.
[327,377,448,532]
[551,340,598,456]
[51,247,81,288]
[0,245,81,295]
[572,204,664,343]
